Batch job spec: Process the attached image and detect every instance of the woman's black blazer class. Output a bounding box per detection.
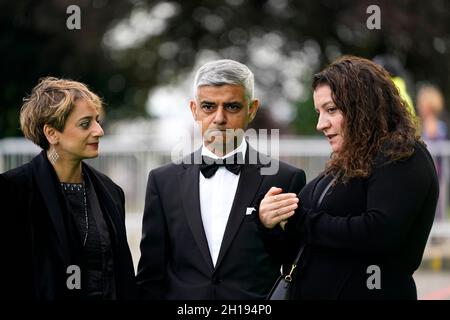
[284,141,439,299]
[0,151,137,299]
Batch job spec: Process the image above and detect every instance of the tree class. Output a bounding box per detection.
[2,0,449,138]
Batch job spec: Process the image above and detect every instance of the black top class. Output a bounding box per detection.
[61,175,116,299]
[60,182,90,248]
[282,141,439,299]
[0,151,137,299]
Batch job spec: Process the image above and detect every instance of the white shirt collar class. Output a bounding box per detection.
[201,138,247,160]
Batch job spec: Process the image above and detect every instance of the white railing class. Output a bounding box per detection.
[1,136,449,239]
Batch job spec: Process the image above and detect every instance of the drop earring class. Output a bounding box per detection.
[48,146,59,165]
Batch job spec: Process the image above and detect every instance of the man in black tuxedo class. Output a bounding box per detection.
[136,59,306,299]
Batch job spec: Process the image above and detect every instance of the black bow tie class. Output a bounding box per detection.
[200,153,244,178]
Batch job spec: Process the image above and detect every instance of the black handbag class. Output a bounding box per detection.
[267,244,305,300]
[267,177,335,300]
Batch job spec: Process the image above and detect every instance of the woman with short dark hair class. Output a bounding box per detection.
[0,77,136,299]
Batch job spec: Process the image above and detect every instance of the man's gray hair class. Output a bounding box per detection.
[193,59,255,101]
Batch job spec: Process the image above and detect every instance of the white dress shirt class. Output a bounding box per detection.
[199,140,247,267]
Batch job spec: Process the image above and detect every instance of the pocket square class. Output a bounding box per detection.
[246,207,256,215]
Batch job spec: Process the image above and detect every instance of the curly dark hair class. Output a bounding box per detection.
[312,55,421,183]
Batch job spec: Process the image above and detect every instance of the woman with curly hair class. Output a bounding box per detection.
[259,56,439,299]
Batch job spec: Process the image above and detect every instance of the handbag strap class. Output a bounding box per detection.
[317,176,336,208]
[284,176,336,282]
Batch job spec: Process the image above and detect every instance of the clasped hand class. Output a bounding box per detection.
[259,187,299,229]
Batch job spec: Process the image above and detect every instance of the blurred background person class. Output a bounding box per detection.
[0,77,136,299]
[373,54,417,121]
[417,84,448,141]
[417,84,448,222]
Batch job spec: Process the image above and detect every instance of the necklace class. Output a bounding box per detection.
[81,174,89,246]
[60,175,89,247]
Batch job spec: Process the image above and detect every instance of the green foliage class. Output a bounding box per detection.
[1,0,450,138]
[292,93,321,136]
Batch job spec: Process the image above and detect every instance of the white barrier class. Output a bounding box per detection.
[1,136,449,238]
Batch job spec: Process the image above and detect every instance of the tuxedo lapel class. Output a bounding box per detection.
[30,151,71,266]
[179,151,214,272]
[214,146,265,270]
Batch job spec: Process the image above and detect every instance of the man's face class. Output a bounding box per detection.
[190,84,259,155]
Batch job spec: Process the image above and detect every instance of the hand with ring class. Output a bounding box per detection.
[259,187,299,229]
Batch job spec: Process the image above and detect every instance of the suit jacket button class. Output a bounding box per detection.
[212,277,222,284]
